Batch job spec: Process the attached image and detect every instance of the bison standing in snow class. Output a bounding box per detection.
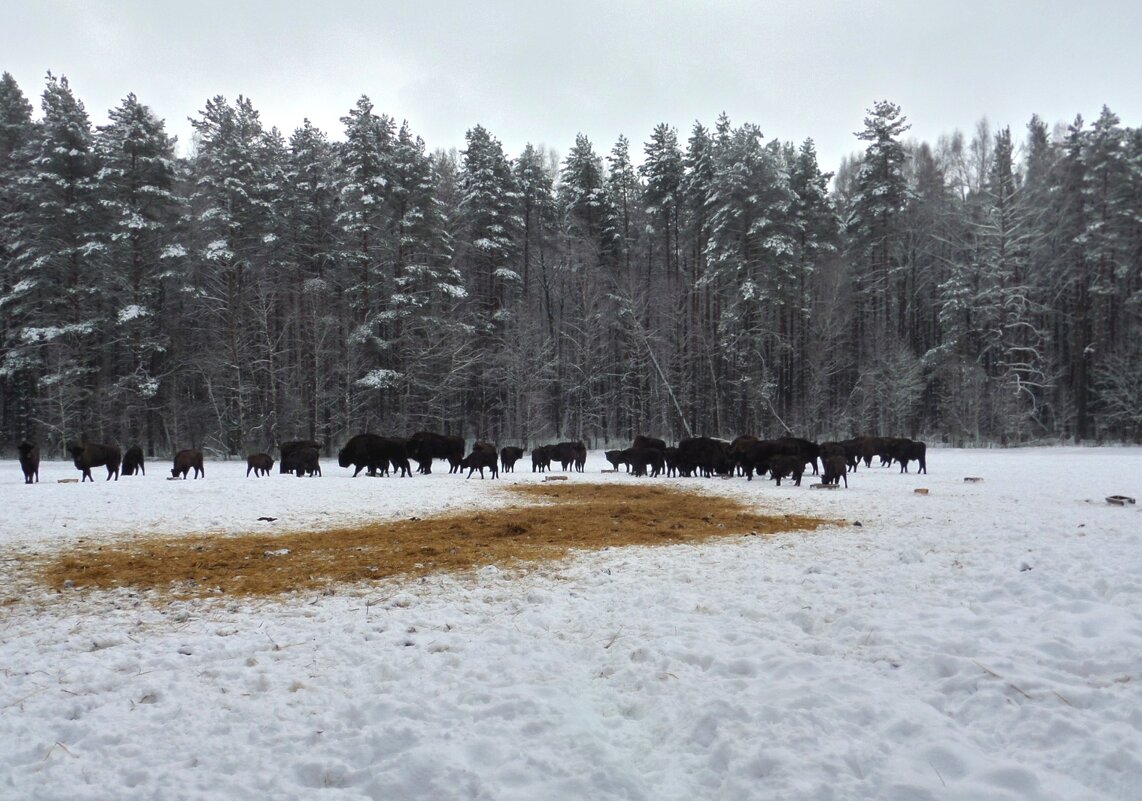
[18,441,39,484]
[171,449,205,479]
[69,442,121,482]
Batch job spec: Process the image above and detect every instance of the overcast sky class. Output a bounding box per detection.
[4,0,1140,171]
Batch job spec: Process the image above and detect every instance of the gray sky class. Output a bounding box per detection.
[4,0,1140,170]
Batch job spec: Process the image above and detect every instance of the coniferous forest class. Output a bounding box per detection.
[1,72,1139,457]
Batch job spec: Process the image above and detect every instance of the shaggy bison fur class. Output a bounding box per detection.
[171,449,205,479]
[69,442,121,482]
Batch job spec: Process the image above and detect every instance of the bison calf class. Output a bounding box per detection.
[171,449,205,479]
[246,452,274,477]
[462,443,499,479]
[821,454,848,488]
[18,441,40,484]
[768,455,804,487]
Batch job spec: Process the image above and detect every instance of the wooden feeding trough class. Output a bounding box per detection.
[544,475,568,482]
[914,488,929,495]
[810,483,840,490]
[57,478,78,484]
[1105,495,1136,506]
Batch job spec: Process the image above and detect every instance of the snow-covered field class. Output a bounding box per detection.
[2,447,1140,801]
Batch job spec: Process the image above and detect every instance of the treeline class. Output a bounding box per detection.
[1,72,1139,457]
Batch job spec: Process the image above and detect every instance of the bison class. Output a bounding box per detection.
[461,443,499,479]
[405,431,464,474]
[18,441,39,484]
[278,440,321,473]
[821,454,849,487]
[171,449,205,479]
[282,446,321,477]
[677,437,733,477]
[627,447,665,477]
[121,445,145,476]
[890,439,927,474]
[500,446,525,473]
[531,444,552,473]
[551,441,587,472]
[338,433,411,477]
[246,452,275,477]
[768,454,805,487]
[604,449,629,472]
[68,442,121,482]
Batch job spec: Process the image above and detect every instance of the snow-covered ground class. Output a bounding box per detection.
[2,447,1140,801]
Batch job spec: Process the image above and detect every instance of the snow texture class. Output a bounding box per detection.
[1,447,1140,800]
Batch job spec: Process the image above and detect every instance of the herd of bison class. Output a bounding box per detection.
[13,433,927,487]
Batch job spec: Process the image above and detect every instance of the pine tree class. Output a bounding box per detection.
[0,72,37,441]
[94,92,182,451]
[846,100,915,432]
[640,123,683,286]
[184,95,284,451]
[2,74,107,443]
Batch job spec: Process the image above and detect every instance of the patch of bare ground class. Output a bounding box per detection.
[28,483,831,599]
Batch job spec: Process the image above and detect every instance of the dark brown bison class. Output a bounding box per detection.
[730,435,760,475]
[551,441,586,472]
[338,433,411,477]
[604,449,629,471]
[246,452,274,477]
[677,437,733,477]
[775,436,821,475]
[69,442,121,482]
[821,454,849,487]
[282,446,321,477]
[461,443,499,479]
[739,438,820,481]
[890,439,927,473]
[405,431,464,474]
[628,447,665,477]
[499,446,525,473]
[121,446,145,476]
[768,454,805,487]
[531,445,552,472]
[171,449,204,479]
[278,440,321,474]
[18,441,39,484]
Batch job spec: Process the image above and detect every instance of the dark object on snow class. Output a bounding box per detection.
[1106,495,1136,506]
[550,441,587,472]
[247,452,275,477]
[121,446,145,476]
[171,449,205,479]
[282,446,321,477]
[338,433,410,477]
[68,442,121,482]
[18,441,40,484]
[257,516,277,522]
[531,444,552,473]
[278,440,322,473]
[500,446,525,473]
[821,454,848,488]
[461,443,499,479]
[405,431,464,474]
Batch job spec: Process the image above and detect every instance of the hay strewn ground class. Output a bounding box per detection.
[30,483,831,599]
